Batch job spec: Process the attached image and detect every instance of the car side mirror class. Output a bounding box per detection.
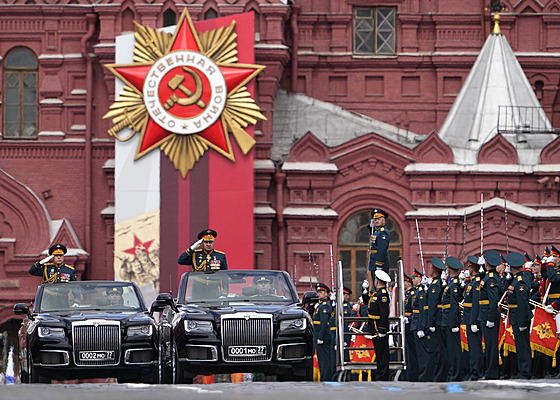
[14,303,34,320]
[150,293,177,316]
[301,291,319,306]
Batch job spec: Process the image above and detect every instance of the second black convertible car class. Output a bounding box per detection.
[14,281,160,383]
[154,270,318,382]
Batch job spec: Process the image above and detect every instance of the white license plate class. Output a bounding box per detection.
[79,350,115,361]
[228,346,266,356]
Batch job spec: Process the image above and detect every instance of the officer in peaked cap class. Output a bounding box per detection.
[412,266,430,381]
[464,255,484,380]
[505,252,532,379]
[402,272,419,381]
[367,269,391,380]
[29,243,77,284]
[368,208,391,281]
[313,282,334,381]
[178,229,228,272]
[442,257,464,381]
[106,286,124,306]
[478,249,503,380]
[339,286,356,364]
[425,257,448,381]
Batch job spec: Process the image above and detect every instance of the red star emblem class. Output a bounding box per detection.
[123,234,154,257]
[106,10,264,162]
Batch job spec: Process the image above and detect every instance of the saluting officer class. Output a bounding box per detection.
[479,249,503,380]
[426,257,449,382]
[368,208,391,278]
[506,252,532,379]
[463,255,484,381]
[313,282,334,381]
[29,244,77,283]
[442,256,464,381]
[178,229,228,271]
[402,272,419,381]
[367,269,391,381]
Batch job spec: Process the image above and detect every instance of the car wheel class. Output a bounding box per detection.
[160,335,175,384]
[28,354,49,384]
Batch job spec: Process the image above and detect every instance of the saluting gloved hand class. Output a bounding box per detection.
[416,330,425,339]
[451,327,460,333]
[316,339,324,345]
[39,255,54,264]
[189,239,203,251]
[519,326,527,332]
[545,305,555,314]
[470,324,479,333]
[486,321,495,328]
[362,279,369,295]
[429,326,435,333]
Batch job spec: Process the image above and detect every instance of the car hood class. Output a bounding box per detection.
[36,312,153,325]
[180,303,306,320]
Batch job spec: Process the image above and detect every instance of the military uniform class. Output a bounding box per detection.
[29,244,77,284]
[479,250,503,380]
[426,257,449,382]
[367,269,391,381]
[463,256,484,381]
[369,208,391,275]
[313,283,334,381]
[413,270,430,381]
[402,273,419,381]
[506,252,532,379]
[442,256,464,381]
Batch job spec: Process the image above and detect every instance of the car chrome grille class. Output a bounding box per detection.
[72,320,120,366]
[221,313,273,362]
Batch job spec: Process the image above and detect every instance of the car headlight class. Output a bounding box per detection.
[280,318,306,331]
[127,325,153,337]
[184,320,213,333]
[38,326,65,338]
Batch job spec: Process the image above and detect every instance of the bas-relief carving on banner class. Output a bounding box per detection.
[115,210,160,302]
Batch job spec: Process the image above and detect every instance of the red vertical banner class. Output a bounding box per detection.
[530,307,560,357]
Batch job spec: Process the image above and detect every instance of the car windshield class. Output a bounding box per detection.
[37,282,143,313]
[181,271,295,305]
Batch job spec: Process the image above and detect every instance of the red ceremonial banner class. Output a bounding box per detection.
[461,324,469,352]
[530,307,560,358]
[349,334,375,363]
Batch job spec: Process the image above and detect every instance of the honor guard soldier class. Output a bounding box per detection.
[463,255,484,380]
[506,252,532,379]
[368,208,391,280]
[442,256,464,381]
[178,229,228,271]
[413,268,430,381]
[544,246,560,377]
[313,282,334,381]
[340,286,356,363]
[426,257,449,382]
[29,244,77,284]
[402,272,419,381]
[367,269,391,381]
[479,249,503,380]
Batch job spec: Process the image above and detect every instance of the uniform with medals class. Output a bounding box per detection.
[442,256,464,381]
[506,252,532,379]
[426,257,449,382]
[478,249,503,380]
[369,208,391,276]
[367,269,391,381]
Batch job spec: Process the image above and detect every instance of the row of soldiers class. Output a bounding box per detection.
[403,246,560,381]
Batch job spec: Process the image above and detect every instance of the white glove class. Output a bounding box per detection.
[519,326,527,332]
[40,255,54,264]
[421,276,429,286]
[378,333,386,338]
[545,305,555,314]
[316,339,323,345]
[189,239,203,251]
[330,292,336,301]
[451,327,460,333]
[477,256,485,265]
[471,324,479,333]
[416,330,425,338]
[486,321,495,328]
[362,279,369,295]
[429,327,435,333]
[403,316,409,324]
[524,261,533,270]
[464,270,470,278]
[441,270,448,283]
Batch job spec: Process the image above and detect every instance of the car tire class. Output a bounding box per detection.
[19,348,29,384]
[29,354,49,384]
[160,331,175,384]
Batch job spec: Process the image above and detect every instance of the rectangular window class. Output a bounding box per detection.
[353,7,396,55]
[4,71,37,138]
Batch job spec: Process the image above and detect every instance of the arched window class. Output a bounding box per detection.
[163,9,176,27]
[122,8,135,33]
[4,47,38,138]
[204,9,218,20]
[535,80,544,101]
[338,210,402,301]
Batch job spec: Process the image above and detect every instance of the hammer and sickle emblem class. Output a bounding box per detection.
[164,67,207,110]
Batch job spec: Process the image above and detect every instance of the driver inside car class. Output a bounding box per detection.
[253,276,279,296]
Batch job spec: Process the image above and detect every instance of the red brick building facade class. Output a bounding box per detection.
[1,0,560,354]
